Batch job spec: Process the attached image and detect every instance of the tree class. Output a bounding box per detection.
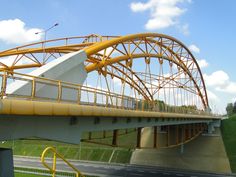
[233,101,236,114]
[226,103,234,115]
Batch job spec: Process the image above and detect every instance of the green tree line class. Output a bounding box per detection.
[226,101,236,116]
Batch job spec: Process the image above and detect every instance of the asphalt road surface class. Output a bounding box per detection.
[14,156,235,177]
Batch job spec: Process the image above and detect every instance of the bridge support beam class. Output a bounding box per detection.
[0,148,14,177]
[207,123,215,134]
[103,131,106,138]
[0,110,213,144]
[207,120,221,134]
[180,143,184,154]
[112,129,118,146]
[153,126,157,148]
[136,127,142,148]
[166,125,170,147]
[88,132,92,140]
[188,124,192,139]
[176,125,179,144]
[180,125,185,154]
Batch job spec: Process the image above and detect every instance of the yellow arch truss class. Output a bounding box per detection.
[0,33,208,109]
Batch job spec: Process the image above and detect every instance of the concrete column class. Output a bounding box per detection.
[198,123,201,132]
[103,131,106,138]
[180,126,185,154]
[88,132,92,140]
[0,148,14,177]
[194,124,197,135]
[188,124,192,138]
[192,124,195,136]
[176,125,179,144]
[200,123,204,131]
[208,123,214,134]
[183,125,186,142]
[153,126,157,148]
[136,127,142,148]
[166,125,170,146]
[112,129,118,146]
[185,125,189,140]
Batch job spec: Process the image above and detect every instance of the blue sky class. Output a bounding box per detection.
[0,0,235,113]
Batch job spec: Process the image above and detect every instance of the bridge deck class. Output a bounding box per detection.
[0,71,220,120]
[0,99,219,120]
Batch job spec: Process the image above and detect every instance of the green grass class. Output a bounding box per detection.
[1,129,134,177]
[221,114,236,172]
[0,129,135,164]
[15,173,46,177]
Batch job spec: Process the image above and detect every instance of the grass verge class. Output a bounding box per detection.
[221,114,236,172]
[0,129,135,163]
[15,173,46,177]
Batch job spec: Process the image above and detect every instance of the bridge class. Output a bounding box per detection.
[0,33,222,176]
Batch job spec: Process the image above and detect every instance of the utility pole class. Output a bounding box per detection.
[35,23,59,62]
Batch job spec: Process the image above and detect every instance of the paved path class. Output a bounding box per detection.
[14,156,234,177]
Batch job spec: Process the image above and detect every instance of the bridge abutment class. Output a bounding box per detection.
[130,126,231,173]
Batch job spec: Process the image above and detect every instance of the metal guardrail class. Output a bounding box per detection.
[0,70,210,115]
[41,146,85,177]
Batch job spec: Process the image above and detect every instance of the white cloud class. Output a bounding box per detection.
[207,89,219,102]
[204,70,236,94]
[201,70,236,114]
[130,1,151,12]
[130,0,191,31]
[216,82,236,94]
[204,70,229,87]
[188,44,200,53]
[178,24,189,36]
[0,19,42,45]
[197,59,208,68]
[232,97,236,103]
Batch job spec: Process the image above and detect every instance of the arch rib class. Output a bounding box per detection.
[84,33,208,109]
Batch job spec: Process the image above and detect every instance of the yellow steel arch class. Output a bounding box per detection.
[84,33,208,109]
[0,33,208,109]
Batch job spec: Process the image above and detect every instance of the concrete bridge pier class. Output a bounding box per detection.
[0,148,14,177]
[207,120,221,134]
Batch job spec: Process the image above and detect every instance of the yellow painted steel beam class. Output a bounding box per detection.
[84,33,209,108]
[0,99,220,120]
[84,33,208,108]
[86,53,205,106]
[0,32,209,109]
[85,33,176,56]
[0,44,92,57]
[89,55,153,101]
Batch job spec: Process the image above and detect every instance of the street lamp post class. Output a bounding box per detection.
[35,23,59,61]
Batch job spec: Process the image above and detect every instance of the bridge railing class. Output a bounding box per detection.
[0,71,209,115]
[41,146,85,177]
[0,34,119,57]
